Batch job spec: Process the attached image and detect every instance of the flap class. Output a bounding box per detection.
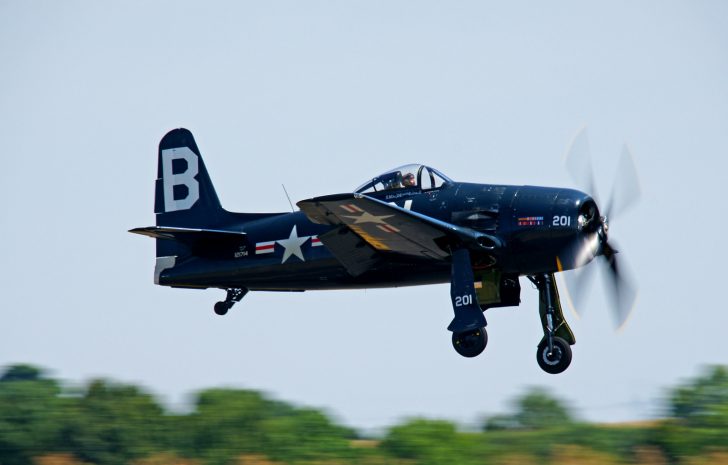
[318,226,382,276]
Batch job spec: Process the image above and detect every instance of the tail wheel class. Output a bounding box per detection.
[214,301,230,316]
[536,337,572,374]
[452,327,488,358]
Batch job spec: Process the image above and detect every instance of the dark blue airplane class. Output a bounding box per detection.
[131,128,639,374]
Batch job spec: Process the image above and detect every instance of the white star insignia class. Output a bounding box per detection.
[343,211,394,225]
[277,225,310,263]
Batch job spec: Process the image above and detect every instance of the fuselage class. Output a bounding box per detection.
[159,182,594,291]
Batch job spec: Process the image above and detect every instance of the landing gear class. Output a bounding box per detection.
[447,248,488,358]
[214,288,248,316]
[214,301,231,315]
[536,337,572,374]
[443,250,576,368]
[452,327,488,358]
[529,273,576,374]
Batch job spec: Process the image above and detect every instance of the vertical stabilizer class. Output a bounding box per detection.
[153,128,224,259]
[155,128,225,228]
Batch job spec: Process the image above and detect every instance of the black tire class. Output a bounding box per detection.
[452,327,488,358]
[214,301,229,316]
[536,337,572,374]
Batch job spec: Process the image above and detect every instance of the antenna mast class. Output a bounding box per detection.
[281,184,295,212]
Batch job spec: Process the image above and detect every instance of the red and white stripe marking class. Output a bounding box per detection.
[311,236,323,247]
[340,203,363,214]
[255,241,276,254]
[377,224,400,234]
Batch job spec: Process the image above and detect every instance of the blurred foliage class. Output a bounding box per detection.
[670,365,728,428]
[681,451,728,465]
[131,452,202,465]
[382,419,478,465]
[34,453,94,465]
[483,386,573,431]
[0,365,67,465]
[1,364,728,465]
[647,365,728,461]
[61,379,169,465]
[548,444,621,465]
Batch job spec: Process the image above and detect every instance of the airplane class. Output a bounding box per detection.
[131,128,639,374]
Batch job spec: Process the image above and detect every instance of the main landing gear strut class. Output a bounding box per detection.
[529,274,575,374]
[214,288,248,315]
[448,248,488,358]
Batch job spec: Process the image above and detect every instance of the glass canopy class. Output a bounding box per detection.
[354,164,453,194]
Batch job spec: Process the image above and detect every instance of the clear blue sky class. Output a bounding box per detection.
[1,1,727,431]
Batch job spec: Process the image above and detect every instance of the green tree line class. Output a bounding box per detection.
[1,364,727,465]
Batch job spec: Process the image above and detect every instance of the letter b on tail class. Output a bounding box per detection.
[162,147,200,212]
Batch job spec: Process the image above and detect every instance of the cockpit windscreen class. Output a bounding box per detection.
[355,164,452,193]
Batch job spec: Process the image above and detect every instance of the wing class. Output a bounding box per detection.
[297,193,501,274]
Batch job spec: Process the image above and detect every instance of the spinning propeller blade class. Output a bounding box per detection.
[561,234,599,318]
[564,126,599,202]
[601,241,638,330]
[560,127,640,329]
[605,144,642,220]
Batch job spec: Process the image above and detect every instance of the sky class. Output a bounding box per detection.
[1,1,727,432]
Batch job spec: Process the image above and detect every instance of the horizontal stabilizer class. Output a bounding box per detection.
[129,226,248,259]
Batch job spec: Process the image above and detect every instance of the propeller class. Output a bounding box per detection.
[560,127,641,329]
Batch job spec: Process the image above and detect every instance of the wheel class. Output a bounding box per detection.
[536,337,572,374]
[452,327,488,358]
[214,301,230,316]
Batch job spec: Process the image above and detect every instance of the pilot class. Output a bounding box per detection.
[402,172,416,188]
[386,179,401,189]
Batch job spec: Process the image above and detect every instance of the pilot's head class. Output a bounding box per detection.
[402,172,415,187]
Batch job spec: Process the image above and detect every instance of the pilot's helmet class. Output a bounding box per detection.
[402,172,415,187]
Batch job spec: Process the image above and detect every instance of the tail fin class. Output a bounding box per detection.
[155,128,226,228]
[152,128,230,261]
[134,128,284,266]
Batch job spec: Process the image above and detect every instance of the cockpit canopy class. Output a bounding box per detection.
[355,164,453,194]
